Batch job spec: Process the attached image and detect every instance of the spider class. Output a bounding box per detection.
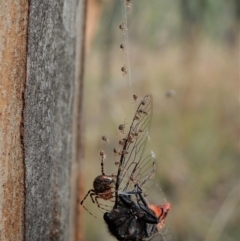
[80,150,115,217]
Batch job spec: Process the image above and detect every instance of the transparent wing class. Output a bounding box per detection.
[115,94,157,205]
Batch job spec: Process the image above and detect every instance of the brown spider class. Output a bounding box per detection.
[80,150,115,217]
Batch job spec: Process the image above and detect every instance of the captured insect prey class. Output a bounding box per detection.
[104,94,172,240]
[104,194,159,241]
[104,187,171,241]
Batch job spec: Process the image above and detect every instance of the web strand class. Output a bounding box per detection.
[120,0,133,97]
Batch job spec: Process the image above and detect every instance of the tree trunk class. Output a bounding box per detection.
[0,0,86,240]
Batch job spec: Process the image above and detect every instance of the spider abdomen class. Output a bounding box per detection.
[94,175,114,194]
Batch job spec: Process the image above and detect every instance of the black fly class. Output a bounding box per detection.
[104,184,172,241]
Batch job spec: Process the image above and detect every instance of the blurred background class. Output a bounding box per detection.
[81,0,240,241]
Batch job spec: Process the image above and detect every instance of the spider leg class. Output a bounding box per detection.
[100,152,105,176]
[80,189,95,205]
[81,205,97,218]
[80,189,97,218]
[95,195,112,211]
[90,191,96,203]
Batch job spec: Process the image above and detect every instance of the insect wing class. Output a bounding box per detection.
[115,94,156,205]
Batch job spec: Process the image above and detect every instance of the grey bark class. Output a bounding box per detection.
[24,1,85,240]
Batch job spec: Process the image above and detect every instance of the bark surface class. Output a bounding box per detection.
[0,0,85,240]
[0,1,28,240]
[25,1,84,240]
